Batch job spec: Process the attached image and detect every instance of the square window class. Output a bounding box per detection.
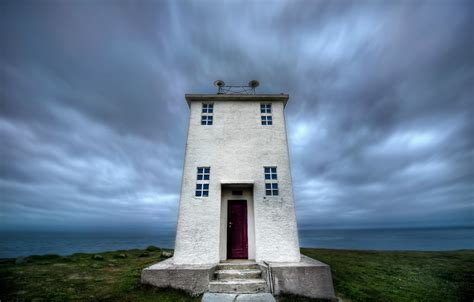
[202,191,209,197]
[260,104,271,113]
[204,168,210,173]
[196,191,202,196]
[272,183,278,189]
[196,184,202,190]
[266,190,272,195]
[265,183,271,189]
[203,184,209,190]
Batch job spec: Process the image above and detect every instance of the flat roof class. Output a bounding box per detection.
[185,94,289,107]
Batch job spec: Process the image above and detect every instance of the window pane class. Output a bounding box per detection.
[271,174,277,179]
[203,175,209,180]
[203,184,209,189]
[196,191,202,196]
[264,167,270,173]
[273,190,279,196]
[208,108,213,113]
[267,121,272,125]
[272,183,278,189]
[197,175,203,180]
[266,190,272,196]
[267,116,272,121]
[198,168,203,173]
[271,168,276,173]
[265,183,271,189]
[202,191,209,197]
[265,174,271,179]
[196,184,202,189]
[204,168,210,173]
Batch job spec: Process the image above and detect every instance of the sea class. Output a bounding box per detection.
[0,226,473,259]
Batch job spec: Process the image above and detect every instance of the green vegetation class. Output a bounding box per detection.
[0,248,197,302]
[302,248,474,302]
[1,248,472,301]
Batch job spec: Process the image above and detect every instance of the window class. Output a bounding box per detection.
[261,104,272,114]
[261,103,272,125]
[261,115,272,125]
[201,103,213,125]
[196,184,209,197]
[264,167,277,179]
[202,103,213,113]
[201,115,213,125]
[264,166,279,196]
[265,183,279,196]
[197,167,210,180]
[196,167,210,197]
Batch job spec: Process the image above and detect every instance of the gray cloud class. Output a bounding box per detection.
[0,0,473,232]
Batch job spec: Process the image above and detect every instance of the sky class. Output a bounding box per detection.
[1,0,473,234]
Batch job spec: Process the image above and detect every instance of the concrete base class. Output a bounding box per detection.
[265,254,336,300]
[142,254,336,300]
[141,257,216,296]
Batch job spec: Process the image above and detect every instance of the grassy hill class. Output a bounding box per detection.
[0,247,472,301]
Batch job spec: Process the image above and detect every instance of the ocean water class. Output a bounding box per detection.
[0,226,472,258]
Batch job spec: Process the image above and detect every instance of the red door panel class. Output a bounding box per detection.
[227,200,248,259]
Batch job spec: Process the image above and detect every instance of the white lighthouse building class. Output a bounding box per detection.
[142,81,335,300]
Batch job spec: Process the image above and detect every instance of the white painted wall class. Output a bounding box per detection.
[173,95,301,265]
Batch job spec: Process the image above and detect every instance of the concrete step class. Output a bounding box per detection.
[202,293,276,302]
[217,262,259,270]
[215,269,262,280]
[208,279,267,294]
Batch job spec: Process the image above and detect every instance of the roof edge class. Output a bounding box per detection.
[185,94,289,107]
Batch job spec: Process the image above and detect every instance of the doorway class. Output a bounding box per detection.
[227,200,248,259]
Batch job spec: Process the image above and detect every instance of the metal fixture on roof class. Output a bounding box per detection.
[213,80,260,95]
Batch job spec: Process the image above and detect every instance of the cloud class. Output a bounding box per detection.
[0,0,472,232]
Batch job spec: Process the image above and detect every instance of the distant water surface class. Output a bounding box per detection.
[0,226,472,258]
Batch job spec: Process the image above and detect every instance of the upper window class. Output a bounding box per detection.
[261,104,272,114]
[196,167,210,197]
[201,103,213,125]
[202,103,213,113]
[264,167,277,180]
[197,167,210,180]
[261,103,272,125]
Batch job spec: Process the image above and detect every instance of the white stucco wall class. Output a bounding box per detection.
[173,95,300,265]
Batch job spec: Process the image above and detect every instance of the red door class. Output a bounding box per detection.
[227,200,248,259]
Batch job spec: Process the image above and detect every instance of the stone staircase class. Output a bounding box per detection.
[208,261,267,294]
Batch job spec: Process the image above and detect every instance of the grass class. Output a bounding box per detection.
[0,247,472,301]
[301,248,474,302]
[0,247,199,302]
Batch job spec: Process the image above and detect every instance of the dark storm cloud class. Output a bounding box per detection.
[1,0,472,232]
